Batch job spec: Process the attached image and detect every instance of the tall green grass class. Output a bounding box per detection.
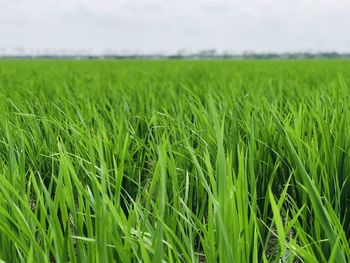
[0,60,349,262]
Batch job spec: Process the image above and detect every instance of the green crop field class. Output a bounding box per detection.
[0,60,349,262]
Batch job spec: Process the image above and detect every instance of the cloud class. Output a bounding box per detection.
[0,0,350,54]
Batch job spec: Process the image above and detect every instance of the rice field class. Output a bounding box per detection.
[0,60,349,262]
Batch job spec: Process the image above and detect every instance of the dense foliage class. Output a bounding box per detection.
[0,60,349,262]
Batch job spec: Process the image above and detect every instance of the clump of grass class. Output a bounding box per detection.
[0,60,349,262]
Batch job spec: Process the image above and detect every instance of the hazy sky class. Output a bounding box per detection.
[1,0,350,54]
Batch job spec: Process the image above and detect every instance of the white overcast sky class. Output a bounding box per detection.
[1,0,350,54]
